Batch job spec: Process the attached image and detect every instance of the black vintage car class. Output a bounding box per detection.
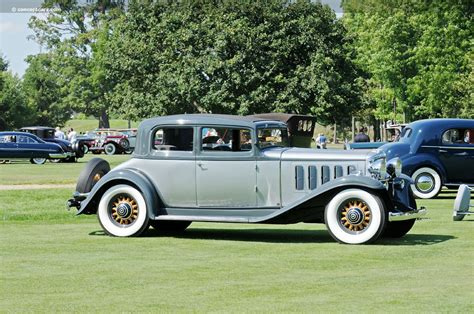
[0,131,73,164]
[19,126,83,162]
[379,119,474,199]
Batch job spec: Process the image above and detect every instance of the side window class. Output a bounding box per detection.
[442,129,474,145]
[153,127,194,151]
[0,135,12,143]
[201,127,252,152]
[17,136,30,144]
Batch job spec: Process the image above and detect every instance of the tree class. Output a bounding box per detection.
[0,56,34,131]
[28,0,125,127]
[342,0,473,121]
[23,53,71,127]
[104,0,362,126]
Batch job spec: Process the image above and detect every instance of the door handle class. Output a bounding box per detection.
[438,149,448,153]
[197,162,208,170]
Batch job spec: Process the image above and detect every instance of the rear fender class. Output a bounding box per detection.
[76,168,161,219]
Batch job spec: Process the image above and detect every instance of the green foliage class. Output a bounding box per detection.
[22,53,71,127]
[0,57,35,131]
[104,0,362,125]
[342,0,473,120]
[27,0,126,128]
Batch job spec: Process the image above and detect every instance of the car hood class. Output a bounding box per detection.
[264,147,375,161]
[379,142,411,160]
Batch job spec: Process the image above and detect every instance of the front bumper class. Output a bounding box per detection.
[389,207,427,222]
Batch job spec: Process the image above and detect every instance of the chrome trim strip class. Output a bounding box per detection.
[389,207,427,222]
[421,145,474,150]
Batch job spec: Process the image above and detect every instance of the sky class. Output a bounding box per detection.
[0,0,343,77]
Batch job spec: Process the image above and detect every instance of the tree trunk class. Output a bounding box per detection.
[351,116,355,142]
[333,122,337,144]
[99,110,110,128]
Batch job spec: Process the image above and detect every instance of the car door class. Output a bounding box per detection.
[0,135,19,158]
[439,128,474,184]
[196,126,257,208]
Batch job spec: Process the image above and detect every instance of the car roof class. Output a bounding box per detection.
[139,114,286,130]
[406,119,474,134]
[0,131,43,140]
[20,126,55,131]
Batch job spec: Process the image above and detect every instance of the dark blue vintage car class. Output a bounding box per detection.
[0,131,73,164]
[19,126,83,162]
[379,119,474,199]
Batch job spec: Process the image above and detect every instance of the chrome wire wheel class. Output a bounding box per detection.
[340,199,371,233]
[110,195,139,226]
[325,189,386,244]
[98,184,149,237]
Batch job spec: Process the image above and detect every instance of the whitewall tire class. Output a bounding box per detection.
[30,158,47,165]
[104,143,116,155]
[325,189,387,244]
[98,184,149,237]
[410,167,442,199]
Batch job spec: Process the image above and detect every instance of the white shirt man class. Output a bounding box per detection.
[67,128,77,142]
[55,127,66,140]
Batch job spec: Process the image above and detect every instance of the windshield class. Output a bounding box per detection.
[257,127,289,148]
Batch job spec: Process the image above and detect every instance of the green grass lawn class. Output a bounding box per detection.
[1,184,473,311]
[0,154,130,185]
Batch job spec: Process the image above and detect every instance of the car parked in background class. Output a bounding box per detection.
[19,126,83,162]
[68,114,425,244]
[379,119,474,199]
[87,129,136,155]
[0,131,74,164]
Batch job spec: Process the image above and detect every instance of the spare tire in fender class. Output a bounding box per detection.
[76,158,110,193]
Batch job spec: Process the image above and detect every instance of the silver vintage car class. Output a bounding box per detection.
[67,114,426,244]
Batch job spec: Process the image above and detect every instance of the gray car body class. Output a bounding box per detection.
[76,114,400,224]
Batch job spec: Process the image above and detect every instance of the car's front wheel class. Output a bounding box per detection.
[98,184,149,237]
[410,167,442,199]
[325,189,387,244]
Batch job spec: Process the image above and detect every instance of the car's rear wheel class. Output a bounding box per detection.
[76,158,110,193]
[30,158,47,165]
[325,189,387,244]
[411,167,442,199]
[119,138,130,150]
[150,220,191,233]
[104,143,116,155]
[98,184,149,237]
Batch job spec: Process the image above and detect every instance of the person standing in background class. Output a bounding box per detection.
[354,127,370,142]
[55,127,65,140]
[67,128,77,142]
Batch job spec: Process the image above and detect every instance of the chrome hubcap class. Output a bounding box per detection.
[416,174,434,192]
[340,200,371,232]
[111,196,138,225]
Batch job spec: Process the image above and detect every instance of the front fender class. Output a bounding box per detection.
[402,153,447,182]
[76,168,161,219]
[257,175,388,224]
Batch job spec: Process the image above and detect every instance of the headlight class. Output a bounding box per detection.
[387,157,402,178]
[368,150,387,180]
